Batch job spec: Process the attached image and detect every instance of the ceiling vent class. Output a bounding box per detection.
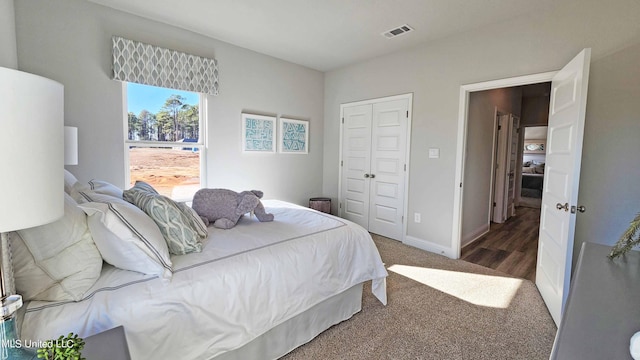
[382,24,414,39]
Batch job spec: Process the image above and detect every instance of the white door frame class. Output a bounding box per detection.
[338,93,413,242]
[452,72,556,258]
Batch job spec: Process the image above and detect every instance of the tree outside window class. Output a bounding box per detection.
[125,83,205,201]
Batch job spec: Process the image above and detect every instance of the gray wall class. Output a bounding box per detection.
[0,0,17,68]
[323,0,640,257]
[574,42,640,262]
[522,96,550,127]
[14,0,324,206]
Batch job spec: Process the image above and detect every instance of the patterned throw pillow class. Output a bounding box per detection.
[131,180,159,194]
[128,181,207,237]
[123,187,203,255]
[176,202,209,238]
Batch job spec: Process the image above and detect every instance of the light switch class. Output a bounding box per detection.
[429,148,440,159]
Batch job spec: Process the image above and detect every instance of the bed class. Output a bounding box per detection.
[17,181,387,360]
[521,161,545,198]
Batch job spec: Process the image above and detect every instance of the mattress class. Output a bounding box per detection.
[21,200,388,359]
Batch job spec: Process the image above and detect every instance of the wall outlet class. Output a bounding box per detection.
[414,213,421,223]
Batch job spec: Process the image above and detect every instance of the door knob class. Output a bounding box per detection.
[571,205,586,213]
[556,203,569,212]
[370,174,376,179]
[364,174,370,178]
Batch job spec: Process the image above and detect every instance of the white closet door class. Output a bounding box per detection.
[368,99,409,240]
[340,104,373,229]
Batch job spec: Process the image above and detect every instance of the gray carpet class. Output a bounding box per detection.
[282,235,557,360]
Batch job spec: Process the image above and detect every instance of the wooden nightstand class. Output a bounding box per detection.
[83,326,131,360]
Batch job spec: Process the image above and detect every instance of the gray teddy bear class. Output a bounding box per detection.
[192,189,274,229]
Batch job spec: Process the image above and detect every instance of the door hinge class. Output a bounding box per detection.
[342,117,344,124]
[341,160,343,166]
[406,111,409,118]
[460,182,463,188]
[498,125,502,130]
[404,164,407,171]
[339,202,342,209]
[493,202,497,207]
[402,215,404,222]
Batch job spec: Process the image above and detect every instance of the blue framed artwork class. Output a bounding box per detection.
[242,113,276,153]
[279,118,309,154]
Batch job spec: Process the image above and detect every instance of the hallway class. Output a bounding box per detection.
[461,206,540,282]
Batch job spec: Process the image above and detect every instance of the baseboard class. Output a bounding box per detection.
[461,224,490,248]
[403,236,457,259]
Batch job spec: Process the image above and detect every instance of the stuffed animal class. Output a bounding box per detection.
[192,189,274,229]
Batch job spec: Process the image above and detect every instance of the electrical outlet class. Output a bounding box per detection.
[414,213,421,223]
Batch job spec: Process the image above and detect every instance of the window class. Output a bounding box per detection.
[124,83,206,201]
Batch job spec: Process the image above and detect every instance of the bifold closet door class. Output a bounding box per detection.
[341,98,408,241]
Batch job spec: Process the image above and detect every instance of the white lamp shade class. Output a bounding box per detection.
[64,126,78,165]
[0,67,64,232]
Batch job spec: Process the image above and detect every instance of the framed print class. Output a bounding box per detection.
[524,140,545,154]
[279,118,309,154]
[242,113,276,153]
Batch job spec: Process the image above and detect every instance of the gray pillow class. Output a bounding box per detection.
[123,187,202,255]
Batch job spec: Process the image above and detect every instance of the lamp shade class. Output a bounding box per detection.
[64,126,78,165]
[0,67,64,232]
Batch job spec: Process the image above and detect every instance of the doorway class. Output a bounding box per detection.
[520,125,548,209]
[460,83,550,280]
[453,49,591,326]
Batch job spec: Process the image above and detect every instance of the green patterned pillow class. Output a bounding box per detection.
[132,180,159,194]
[127,181,208,238]
[176,202,208,238]
[123,188,202,255]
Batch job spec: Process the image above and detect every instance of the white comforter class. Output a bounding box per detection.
[21,200,388,359]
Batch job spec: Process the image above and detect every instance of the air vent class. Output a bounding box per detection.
[382,24,414,39]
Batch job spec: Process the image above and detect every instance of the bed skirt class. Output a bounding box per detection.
[214,283,363,360]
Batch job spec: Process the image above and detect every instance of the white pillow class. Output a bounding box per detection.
[13,193,102,301]
[67,181,90,204]
[78,191,172,279]
[88,179,123,198]
[64,169,79,194]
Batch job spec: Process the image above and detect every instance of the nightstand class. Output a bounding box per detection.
[83,326,131,360]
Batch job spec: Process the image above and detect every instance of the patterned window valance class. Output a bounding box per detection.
[112,36,219,95]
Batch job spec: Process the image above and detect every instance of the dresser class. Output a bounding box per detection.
[550,242,640,359]
[83,326,131,360]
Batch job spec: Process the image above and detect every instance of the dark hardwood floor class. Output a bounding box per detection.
[461,206,540,282]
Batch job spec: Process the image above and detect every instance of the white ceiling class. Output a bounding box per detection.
[88,0,557,72]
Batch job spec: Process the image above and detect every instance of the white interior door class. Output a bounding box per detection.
[368,99,409,240]
[340,104,373,230]
[506,115,520,218]
[536,49,591,326]
[492,114,510,223]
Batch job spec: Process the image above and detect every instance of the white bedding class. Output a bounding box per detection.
[21,200,387,359]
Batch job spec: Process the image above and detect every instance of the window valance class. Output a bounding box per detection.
[112,36,219,95]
